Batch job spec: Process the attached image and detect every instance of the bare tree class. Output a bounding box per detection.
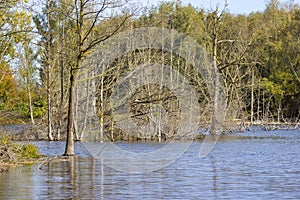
[207,3,229,134]
[17,42,36,125]
[46,0,54,141]
[63,0,133,156]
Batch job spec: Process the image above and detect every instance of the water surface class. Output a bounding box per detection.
[1,129,299,199]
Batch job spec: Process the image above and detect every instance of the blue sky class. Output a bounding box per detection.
[141,0,300,14]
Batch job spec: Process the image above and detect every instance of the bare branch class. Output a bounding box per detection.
[289,62,300,84]
[217,39,238,44]
[81,1,107,45]
[81,13,132,56]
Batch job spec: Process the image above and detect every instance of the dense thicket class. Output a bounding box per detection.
[0,0,299,144]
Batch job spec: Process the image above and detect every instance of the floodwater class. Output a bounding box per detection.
[0,129,300,199]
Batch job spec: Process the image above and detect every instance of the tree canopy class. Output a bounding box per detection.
[0,0,299,140]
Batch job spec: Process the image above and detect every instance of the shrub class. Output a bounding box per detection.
[20,143,41,159]
[0,132,42,162]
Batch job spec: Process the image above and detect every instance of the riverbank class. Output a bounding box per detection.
[0,156,72,173]
[1,120,300,143]
[0,132,43,172]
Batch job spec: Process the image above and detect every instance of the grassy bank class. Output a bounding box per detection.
[0,132,42,172]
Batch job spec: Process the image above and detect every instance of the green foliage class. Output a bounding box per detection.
[14,99,46,119]
[0,0,299,126]
[0,133,12,146]
[14,102,30,117]
[0,132,41,162]
[0,0,32,59]
[20,143,41,159]
[0,64,17,109]
[261,78,284,97]
[136,0,300,121]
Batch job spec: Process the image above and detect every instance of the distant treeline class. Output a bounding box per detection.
[0,0,299,143]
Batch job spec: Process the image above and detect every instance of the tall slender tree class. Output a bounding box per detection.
[63,0,133,155]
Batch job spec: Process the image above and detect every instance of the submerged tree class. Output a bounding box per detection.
[63,0,133,156]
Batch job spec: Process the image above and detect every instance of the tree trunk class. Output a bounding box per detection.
[257,84,260,122]
[79,73,89,140]
[57,58,63,141]
[64,69,78,156]
[47,0,54,141]
[58,18,65,141]
[111,119,114,141]
[210,14,219,135]
[47,69,53,141]
[27,75,34,125]
[74,86,79,140]
[251,68,254,124]
[99,75,104,142]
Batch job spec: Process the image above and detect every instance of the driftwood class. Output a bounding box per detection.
[235,120,300,131]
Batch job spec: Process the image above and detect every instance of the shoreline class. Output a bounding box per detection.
[1,121,299,142]
[0,156,72,173]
